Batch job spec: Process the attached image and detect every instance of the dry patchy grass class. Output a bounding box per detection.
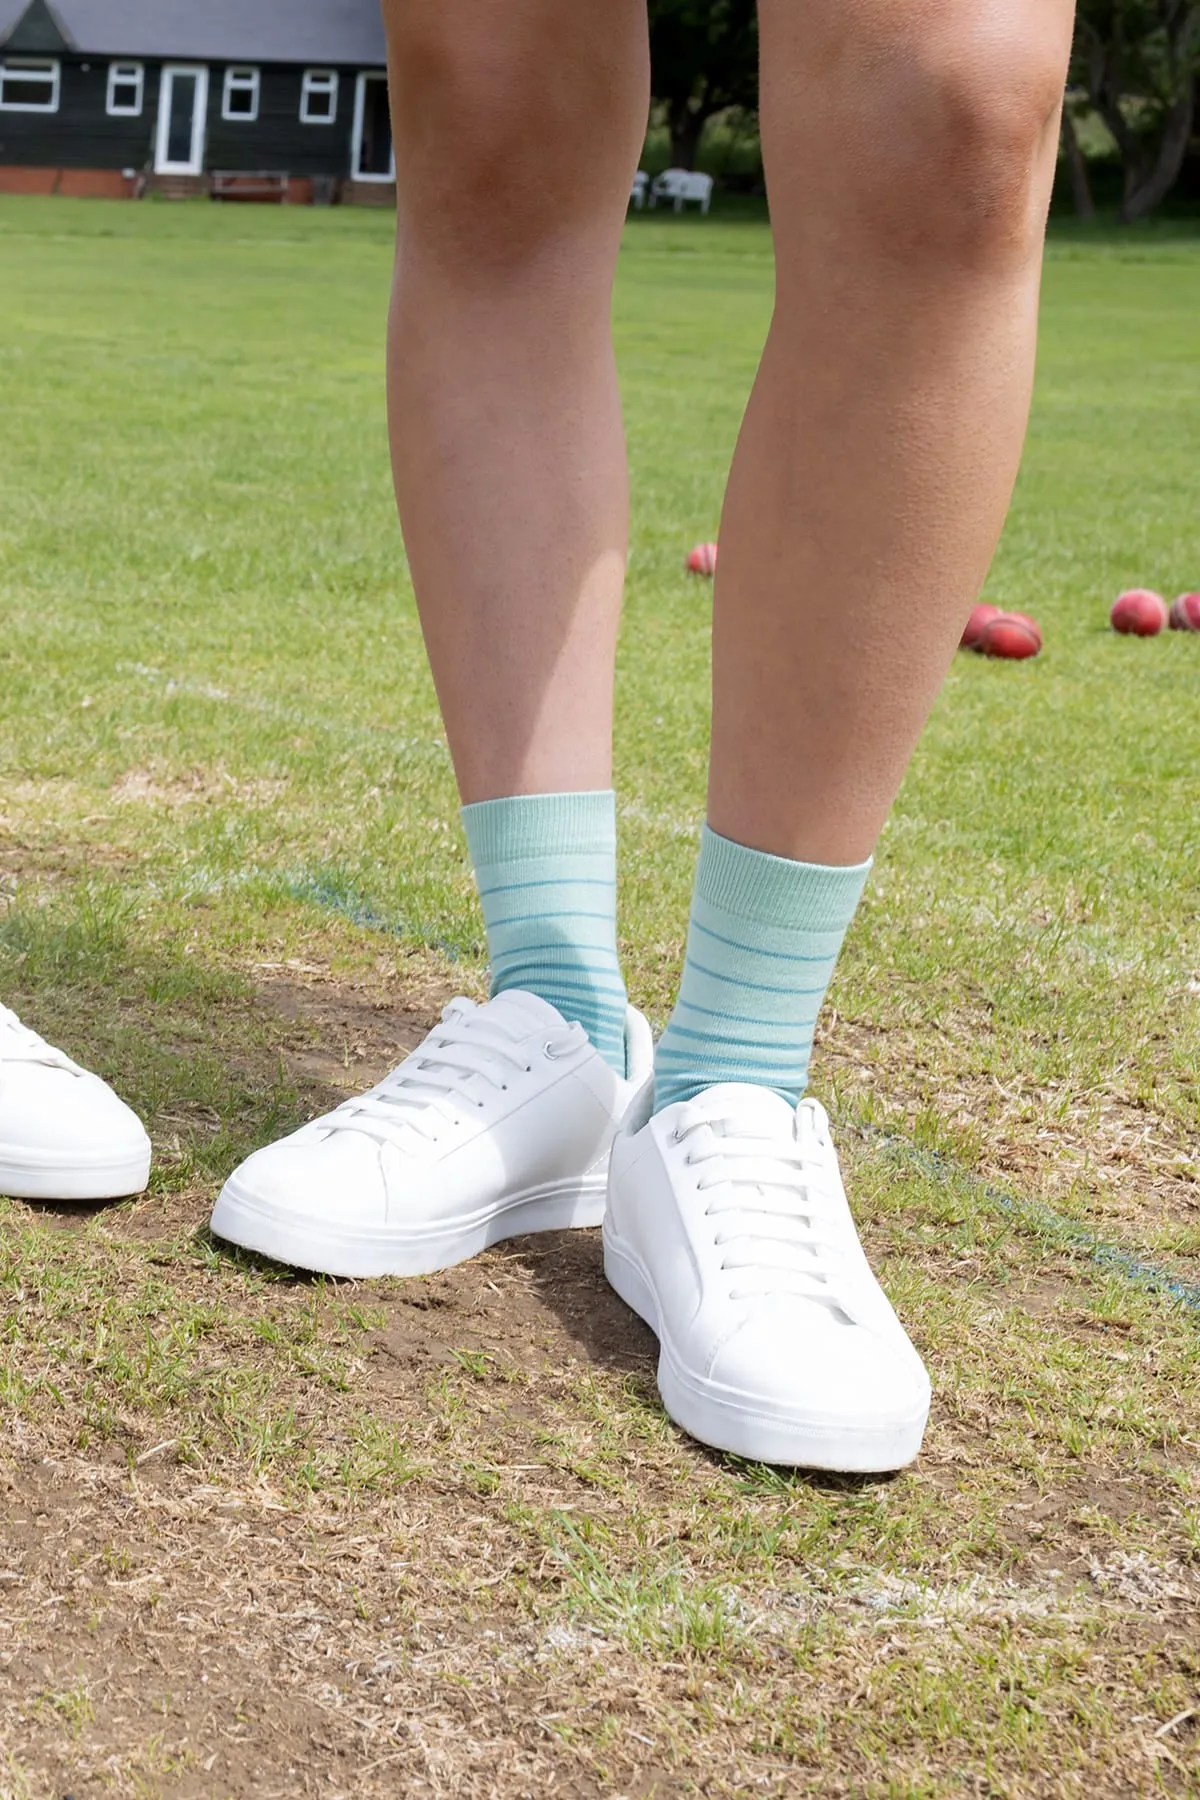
[0,944,1198,1799]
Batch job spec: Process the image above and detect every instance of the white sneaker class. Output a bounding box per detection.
[212,990,654,1278]
[0,1003,152,1201]
[604,1084,931,1471]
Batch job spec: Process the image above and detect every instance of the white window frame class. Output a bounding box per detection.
[0,57,61,112]
[300,68,338,125]
[351,71,394,182]
[221,65,260,123]
[106,61,144,117]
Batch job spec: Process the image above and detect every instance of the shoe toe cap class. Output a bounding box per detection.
[223,1130,389,1227]
[708,1304,930,1428]
[0,1062,149,1158]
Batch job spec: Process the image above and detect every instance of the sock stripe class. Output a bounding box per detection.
[486,909,618,926]
[479,877,617,898]
[673,998,819,1030]
[463,790,628,1077]
[654,825,870,1113]
[655,1046,812,1072]
[520,976,628,1002]
[686,957,829,999]
[489,948,624,978]
[689,919,831,964]
[657,1023,815,1046]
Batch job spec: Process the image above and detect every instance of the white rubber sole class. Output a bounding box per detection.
[210,1171,609,1278]
[0,1141,152,1202]
[603,1221,930,1472]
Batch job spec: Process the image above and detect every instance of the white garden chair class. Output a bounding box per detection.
[648,168,713,214]
[630,170,648,210]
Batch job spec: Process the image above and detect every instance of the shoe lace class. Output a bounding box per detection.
[321,997,584,1147]
[0,1004,75,1071]
[675,1103,853,1311]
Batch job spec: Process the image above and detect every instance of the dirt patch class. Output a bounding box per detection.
[247,968,446,1100]
[0,1455,614,1800]
[2,1441,1195,1800]
[0,827,138,889]
[111,765,289,811]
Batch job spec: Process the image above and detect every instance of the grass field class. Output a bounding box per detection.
[1,195,1199,1799]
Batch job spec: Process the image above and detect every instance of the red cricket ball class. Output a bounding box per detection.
[1169,591,1200,631]
[686,542,718,576]
[1001,609,1044,651]
[1111,589,1168,636]
[961,603,1002,650]
[977,613,1042,660]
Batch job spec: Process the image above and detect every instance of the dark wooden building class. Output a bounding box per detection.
[0,0,393,202]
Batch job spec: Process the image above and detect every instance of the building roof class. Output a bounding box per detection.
[0,0,387,64]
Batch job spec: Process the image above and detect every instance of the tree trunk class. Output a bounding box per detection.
[667,98,705,169]
[1060,108,1096,219]
[1120,82,1197,220]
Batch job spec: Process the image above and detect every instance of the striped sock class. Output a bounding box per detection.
[462,790,628,1074]
[653,824,871,1113]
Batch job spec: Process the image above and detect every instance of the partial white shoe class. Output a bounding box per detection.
[0,1003,152,1201]
[212,990,654,1277]
[604,1083,931,1471]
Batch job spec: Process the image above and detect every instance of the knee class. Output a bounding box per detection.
[387,10,647,271]
[772,5,1070,270]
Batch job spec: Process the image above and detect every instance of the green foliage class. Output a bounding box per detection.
[647,0,758,167]
[1071,0,1200,217]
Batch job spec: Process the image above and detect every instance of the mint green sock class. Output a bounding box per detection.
[654,824,870,1112]
[462,791,627,1073]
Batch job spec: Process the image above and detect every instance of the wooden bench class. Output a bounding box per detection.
[211,171,291,204]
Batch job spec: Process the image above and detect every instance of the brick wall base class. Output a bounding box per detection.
[0,166,135,198]
[341,179,396,207]
[59,168,132,199]
[0,167,388,205]
[0,166,60,195]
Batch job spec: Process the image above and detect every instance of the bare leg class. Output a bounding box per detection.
[384,2,649,802]
[212,18,658,1277]
[608,5,1079,1473]
[709,0,1076,863]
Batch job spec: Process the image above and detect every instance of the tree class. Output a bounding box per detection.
[1072,0,1200,220]
[1060,104,1098,220]
[647,0,758,170]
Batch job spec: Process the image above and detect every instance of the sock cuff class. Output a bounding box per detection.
[462,790,616,869]
[696,824,871,931]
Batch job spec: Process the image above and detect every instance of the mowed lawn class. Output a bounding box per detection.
[0,195,1198,1799]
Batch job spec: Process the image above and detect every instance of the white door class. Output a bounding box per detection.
[351,72,394,181]
[155,65,209,175]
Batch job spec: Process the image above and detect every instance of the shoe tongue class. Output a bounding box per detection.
[688,1083,798,1138]
[481,988,569,1035]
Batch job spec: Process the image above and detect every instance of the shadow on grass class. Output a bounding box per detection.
[0,883,943,1491]
[511,1230,888,1493]
[0,885,324,1203]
